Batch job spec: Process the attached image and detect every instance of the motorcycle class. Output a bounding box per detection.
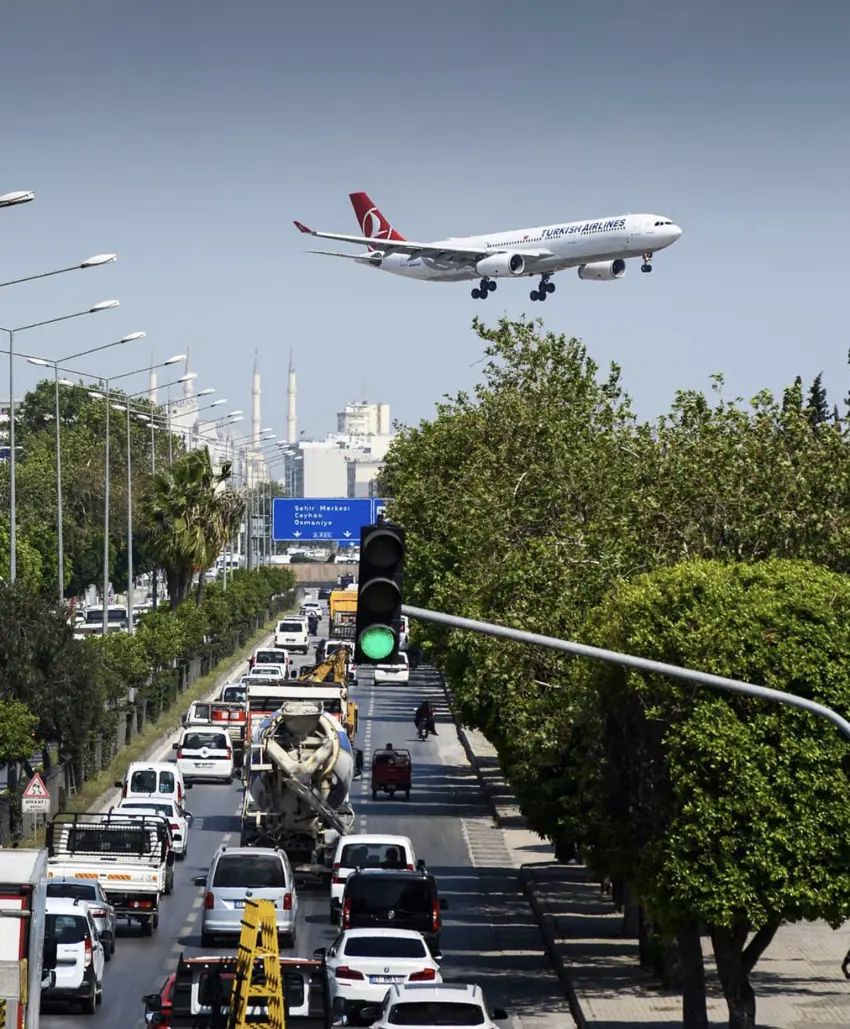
[414,711,435,741]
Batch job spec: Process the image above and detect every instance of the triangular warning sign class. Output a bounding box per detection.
[23,773,49,798]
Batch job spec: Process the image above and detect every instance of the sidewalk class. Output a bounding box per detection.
[453,720,850,1029]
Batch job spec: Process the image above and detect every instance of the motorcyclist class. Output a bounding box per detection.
[308,614,319,636]
[414,701,437,737]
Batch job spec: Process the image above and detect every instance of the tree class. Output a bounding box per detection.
[567,559,850,1029]
[805,372,829,426]
[141,448,244,609]
[0,699,38,764]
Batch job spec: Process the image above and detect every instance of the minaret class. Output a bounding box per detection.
[287,349,296,443]
[252,349,261,446]
[149,353,157,405]
[183,347,194,397]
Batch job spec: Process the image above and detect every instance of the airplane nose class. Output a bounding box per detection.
[671,224,682,239]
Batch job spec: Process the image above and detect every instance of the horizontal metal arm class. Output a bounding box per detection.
[401,604,850,743]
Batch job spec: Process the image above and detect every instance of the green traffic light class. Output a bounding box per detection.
[360,625,396,661]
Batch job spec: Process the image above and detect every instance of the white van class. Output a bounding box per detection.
[274,617,310,653]
[116,761,191,807]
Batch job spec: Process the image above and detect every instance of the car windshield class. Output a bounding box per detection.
[348,878,430,910]
[46,913,88,945]
[192,703,212,720]
[388,1003,485,1026]
[340,843,408,870]
[213,855,285,888]
[279,622,304,633]
[221,686,245,702]
[46,883,97,902]
[256,652,287,664]
[120,802,174,818]
[182,733,229,750]
[343,936,426,958]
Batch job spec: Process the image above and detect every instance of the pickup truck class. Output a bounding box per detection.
[144,954,337,1029]
[46,811,174,937]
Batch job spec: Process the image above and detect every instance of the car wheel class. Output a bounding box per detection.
[82,983,97,1015]
[141,918,153,938]
[111,935,117,959]
[104,939,111,962]
[177,848,187,861]
[96,982,103,1005]
[329,908,338,925]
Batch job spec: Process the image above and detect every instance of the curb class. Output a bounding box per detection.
[443,684,589,1029]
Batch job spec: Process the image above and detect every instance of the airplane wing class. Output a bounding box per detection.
[294,220,554,266]
[305,249,382,262]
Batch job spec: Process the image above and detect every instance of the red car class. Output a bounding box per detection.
[143,972,175,1027]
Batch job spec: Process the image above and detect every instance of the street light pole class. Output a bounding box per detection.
[2,297,119,583]
[102,380,111,631]
[26,331,145,605]
[126,399,134,634]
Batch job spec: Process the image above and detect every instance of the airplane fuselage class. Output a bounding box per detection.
[359,213,680,282]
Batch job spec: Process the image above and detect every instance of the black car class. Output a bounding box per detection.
[318,586,332,601]
[339,869,448,955]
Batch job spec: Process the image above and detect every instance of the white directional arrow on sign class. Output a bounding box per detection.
[343,531,352,538]
[293,531,302,537]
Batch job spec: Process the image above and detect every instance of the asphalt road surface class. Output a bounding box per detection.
[41,606,569,1029]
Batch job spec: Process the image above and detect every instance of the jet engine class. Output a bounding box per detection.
[475,253,526,278]
[577,259,627,281]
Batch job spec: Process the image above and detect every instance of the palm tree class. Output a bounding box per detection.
[141,448,245,609]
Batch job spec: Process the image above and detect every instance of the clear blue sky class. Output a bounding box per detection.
[0,0,847,438]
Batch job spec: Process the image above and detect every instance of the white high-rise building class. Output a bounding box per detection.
[337,401,390,437]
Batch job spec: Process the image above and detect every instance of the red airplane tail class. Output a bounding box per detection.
[349,192,406,245]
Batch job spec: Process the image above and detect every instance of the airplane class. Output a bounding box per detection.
[294,192,682,302]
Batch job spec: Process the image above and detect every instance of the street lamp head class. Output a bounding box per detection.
[90,300,120,312]
[81,254,118,268]
[58,379,74,387]
[88,391,104,400]
[121,332,146,343]
[210,399,227,407]
[228,410,244,417]
[0,190,35,207]
[111,404,126,413]
[27,357,50,367]
[165,353,186,365]
[197,388,215,397]
[136,414,151,421]
[228,416,244,424]
[261,427,273,433]
[177,373,197,383]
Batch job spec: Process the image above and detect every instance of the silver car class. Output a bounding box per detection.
[45,877,117,961]
[194,846,299,948]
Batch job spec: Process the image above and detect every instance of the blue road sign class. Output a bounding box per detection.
[272,498,389,542]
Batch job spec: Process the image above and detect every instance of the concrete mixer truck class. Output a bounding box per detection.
[240,684,363,876]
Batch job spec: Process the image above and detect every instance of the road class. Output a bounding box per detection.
[42,607,569,1029]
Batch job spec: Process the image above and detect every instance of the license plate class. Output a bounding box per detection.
[233,900,245,908]
[195,762,214,768]
[369,975,401,984]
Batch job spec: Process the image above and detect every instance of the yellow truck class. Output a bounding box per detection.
[328,590,357,640]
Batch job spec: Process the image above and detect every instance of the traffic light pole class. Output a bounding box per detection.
[401,604,850,743]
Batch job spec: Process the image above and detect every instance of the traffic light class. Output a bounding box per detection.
[354,522,405,664]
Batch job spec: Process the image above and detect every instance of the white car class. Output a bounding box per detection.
[43,895,105,1013]
[361,983,508,1029]
[330,834,417,922]
[275,617,310,653]
[319,929,442,1019]
[116,797,191,858]
[173,727,234,783]
[240,665,286,680]
[301,601,322,620]
[373,652,410,685]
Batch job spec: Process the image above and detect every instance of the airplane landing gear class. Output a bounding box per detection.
[641,252,653,273]
[471,277,496,300]
[530,275,556,302]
